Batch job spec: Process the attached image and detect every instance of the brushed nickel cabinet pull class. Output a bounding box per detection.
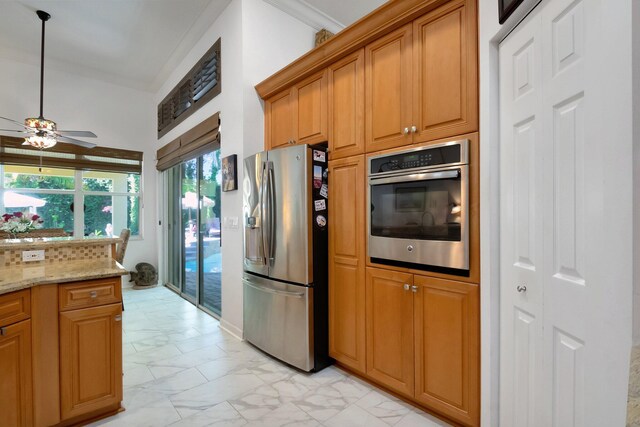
[89,290,98,298]
[114,315,122,322]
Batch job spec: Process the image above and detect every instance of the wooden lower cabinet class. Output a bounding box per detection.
[328,156,366,373]
[0,319,33,427]
[59,302,123,421]
[414,275,479,426]
[337,267,480,426]
[365,267,415,397]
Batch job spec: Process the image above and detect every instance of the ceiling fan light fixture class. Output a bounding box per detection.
[23,133,57,149]
[24,117,56,132]
[23,117,57,148]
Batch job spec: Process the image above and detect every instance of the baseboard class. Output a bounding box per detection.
[219,318,243,340]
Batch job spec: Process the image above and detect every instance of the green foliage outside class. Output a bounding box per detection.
[3,172,141,236]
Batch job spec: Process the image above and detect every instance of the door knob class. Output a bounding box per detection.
[517,285,527,293]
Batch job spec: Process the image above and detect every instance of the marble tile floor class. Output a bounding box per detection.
[90,285,452,427]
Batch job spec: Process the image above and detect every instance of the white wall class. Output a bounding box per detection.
[0,59,158,272]
[632,0,640,346]
[155,0,314,337]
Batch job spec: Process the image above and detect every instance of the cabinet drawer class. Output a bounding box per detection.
[59,278,122,312]
[0,289,31,328]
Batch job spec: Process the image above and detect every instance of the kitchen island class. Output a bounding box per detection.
[0,236,127,427]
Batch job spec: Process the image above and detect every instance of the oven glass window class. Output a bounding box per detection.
[370,176,462,241]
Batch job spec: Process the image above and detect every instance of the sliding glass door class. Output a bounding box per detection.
[166,151,222,316]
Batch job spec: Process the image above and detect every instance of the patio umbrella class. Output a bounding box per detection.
[3,191,46,208]
[182,191,215,209]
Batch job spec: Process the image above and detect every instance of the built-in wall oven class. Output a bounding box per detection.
[368,139,469,272]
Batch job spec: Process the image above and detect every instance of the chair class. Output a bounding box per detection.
[115,228,130,264]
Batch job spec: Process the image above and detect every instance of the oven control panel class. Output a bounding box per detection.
[369,140,467,175]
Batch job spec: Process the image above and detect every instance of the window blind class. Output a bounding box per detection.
[156,112,220,171]
[157,38,221,138]
[0,136,143,174]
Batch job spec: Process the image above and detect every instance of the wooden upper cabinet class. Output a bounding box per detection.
[412,0,478,143]
[413,276,479,426]
[265,89,294,150]
[0,320,33,427]
[366,267,414,397]
[60,303,123,421]
[265,71,328,150]
[328,155,366,373]
[293,70,328,145]
[365,24,413,152]
[328,50,365,159]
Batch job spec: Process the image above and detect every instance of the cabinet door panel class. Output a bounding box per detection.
[294,71,328,145]
[414,276,479,426]
[413,0,478,143]
[365,24,413,152]
[265,89,293,149]
[329,156,366,373]
[0,320,32,427]
[366,267,414,396]
[60,303,122,420]
[328,50,365,159]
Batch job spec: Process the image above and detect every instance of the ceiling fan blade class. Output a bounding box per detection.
[0,129,29,134]
[0,116,30,129]
[55,130,97,138]
[56,135,96,149]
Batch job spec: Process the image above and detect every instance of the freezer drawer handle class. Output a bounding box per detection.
[243,279,306,299]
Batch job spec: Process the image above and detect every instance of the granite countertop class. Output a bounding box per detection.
[0,236,122,251]
[629,346,640,426]
[0,259,127,295]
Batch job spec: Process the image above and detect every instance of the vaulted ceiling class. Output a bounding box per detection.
[0,0,384,92]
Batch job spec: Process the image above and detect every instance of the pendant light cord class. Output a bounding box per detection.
[39,15,45,119]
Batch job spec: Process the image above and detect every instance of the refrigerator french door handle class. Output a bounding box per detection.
[260,162,270,264]
[268,165,276,263]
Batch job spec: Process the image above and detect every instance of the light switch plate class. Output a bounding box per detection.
[22,250,45,262]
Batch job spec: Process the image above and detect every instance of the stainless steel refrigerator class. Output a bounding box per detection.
[242,144,330,372]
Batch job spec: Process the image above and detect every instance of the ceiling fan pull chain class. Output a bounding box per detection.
[39,150,43,172]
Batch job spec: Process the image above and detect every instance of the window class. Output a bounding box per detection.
[157,38,221,138]
[0,165,142,237]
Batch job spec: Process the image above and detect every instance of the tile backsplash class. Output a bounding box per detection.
[1,244,111,267]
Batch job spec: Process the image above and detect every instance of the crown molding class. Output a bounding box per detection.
[263,0,345,34]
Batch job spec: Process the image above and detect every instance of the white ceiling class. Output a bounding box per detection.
[0,0,385,93]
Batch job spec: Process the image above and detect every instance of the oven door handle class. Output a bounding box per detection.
[369,169,460,185]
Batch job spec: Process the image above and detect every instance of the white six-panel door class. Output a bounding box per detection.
[499,0,632,425]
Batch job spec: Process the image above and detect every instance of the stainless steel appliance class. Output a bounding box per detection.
[368,139,469,272]
[243,144,330,372]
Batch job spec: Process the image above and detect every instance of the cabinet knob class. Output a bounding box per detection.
[89,290,98,298]
[407,245,414,252]
[411,125,417,133]
[403,284,410,291]
[403,127,410,135]
[411,285,418,293]
[517,285,527,293]
[114,315,122,322]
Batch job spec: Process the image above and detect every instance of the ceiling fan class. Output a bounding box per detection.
[0,10,97,149]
